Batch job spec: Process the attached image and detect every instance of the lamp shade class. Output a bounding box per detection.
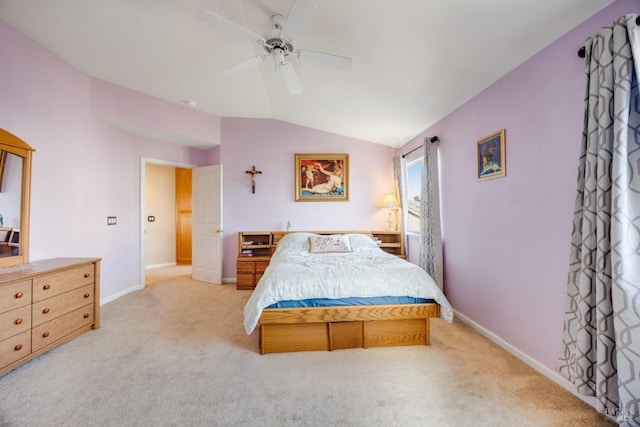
[382,193,398,209]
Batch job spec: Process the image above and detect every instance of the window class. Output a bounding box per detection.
[406,158,422,234]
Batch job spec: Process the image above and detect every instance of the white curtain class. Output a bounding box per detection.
[558,14,640,426]
[419,141,443,290]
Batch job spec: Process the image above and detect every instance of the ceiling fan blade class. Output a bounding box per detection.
[221,55,267,75]
[282,0,318,40]
[297,49,353,70]
[279,61,302,94]
[197,10,265,44]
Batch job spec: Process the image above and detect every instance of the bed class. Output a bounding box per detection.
[243,232,453,354]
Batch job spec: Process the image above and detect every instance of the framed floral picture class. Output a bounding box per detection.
[477,129,506,181]
[294,153,349,201]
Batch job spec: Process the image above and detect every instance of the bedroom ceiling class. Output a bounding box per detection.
[0,0,613,148]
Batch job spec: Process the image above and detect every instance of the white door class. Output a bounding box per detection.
[192,165,223,283]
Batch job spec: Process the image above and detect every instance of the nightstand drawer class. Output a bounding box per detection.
[255,261,269,273]
[237,262,256,274]
[237,274,255,286]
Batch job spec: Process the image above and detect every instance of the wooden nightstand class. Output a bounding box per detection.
[236,232,271,290]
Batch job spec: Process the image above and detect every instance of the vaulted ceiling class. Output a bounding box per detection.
[0,0,613,148]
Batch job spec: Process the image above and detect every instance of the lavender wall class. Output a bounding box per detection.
[398,0,636,370]
[220,118,396,279]
[0,19,215,301]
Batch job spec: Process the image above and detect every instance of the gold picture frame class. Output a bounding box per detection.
[477,129,506,181]
[294,153,349,201]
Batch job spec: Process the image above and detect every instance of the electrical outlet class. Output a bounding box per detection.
[107,216,117,225]
[147,216,155,222]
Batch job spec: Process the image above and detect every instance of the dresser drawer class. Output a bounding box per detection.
[32,284,94,327]
[33,265,94,302]
[32,304,94,351]
[0,305,31,341]
[0,280,32,313]
[0,330,31,369]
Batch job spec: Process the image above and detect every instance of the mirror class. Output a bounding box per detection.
[0,129,34,267]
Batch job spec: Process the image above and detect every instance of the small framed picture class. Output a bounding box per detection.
[294,153,349,201]
[477,129,506,181]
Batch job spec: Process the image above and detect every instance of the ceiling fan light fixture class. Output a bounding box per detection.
[279,62,302,95]
[273,48,286,70]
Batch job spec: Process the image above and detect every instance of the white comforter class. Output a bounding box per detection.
[243,233,454,334]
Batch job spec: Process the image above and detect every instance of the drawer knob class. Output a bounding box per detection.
[14,344,22,351]
[14,292,23,299]
[15,318,23,325]
[83,313,90,319]
[43,284,51,290]
[84,273,90,278]
[42,308,50,314]
[84,293,90,298]
[42,331,50,338]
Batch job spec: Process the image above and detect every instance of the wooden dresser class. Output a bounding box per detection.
[0,258,100,376]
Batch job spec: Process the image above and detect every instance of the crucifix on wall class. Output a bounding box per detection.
[245,166,262,193]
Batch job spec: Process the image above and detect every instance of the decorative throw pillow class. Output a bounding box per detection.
[309,235,352,253]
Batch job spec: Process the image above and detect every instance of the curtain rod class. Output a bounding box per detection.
[401,136,439,158]
[578,16,640,57]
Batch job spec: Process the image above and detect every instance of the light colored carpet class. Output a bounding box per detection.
[0,266,613,427]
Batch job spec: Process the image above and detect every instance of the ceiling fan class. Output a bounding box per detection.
[197,0,353,94]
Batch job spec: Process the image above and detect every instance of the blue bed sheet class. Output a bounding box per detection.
[268,296,433,308]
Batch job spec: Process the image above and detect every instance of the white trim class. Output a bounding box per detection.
[145,262,177,270]
[100,285,143,305]
[223,277,235,284]
[453,309,596,409]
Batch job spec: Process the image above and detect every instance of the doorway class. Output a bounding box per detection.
[140,158,196,288]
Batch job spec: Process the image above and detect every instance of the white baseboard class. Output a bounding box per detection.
[100,285,143,305]
[453,309,596,409]
[223,277,235,284]
[145,262,177,270]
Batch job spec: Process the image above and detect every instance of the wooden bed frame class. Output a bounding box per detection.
[253,230,441,354]
[259,303,440,354]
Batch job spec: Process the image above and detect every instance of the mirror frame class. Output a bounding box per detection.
[0,129,34,267]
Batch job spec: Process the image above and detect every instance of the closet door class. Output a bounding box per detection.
[175,168,192,265]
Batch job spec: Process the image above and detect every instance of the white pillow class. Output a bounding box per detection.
[274,232,313,256]
[345,233,381,251]
[309,235,353,253]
